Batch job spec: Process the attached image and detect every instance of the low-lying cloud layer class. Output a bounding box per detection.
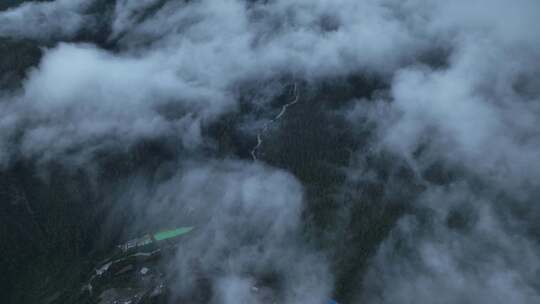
[345,1,540,303]
[109,160,331,303]
[1,0,540,303]
[0,0,94,41]
[0,0,439,166]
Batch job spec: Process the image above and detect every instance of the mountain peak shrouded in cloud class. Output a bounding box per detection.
[1,1,540,303]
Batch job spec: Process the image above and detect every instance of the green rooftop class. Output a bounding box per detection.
[153,227,194,241]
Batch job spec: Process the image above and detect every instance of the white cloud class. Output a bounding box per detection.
[0,0,433,166]
[361,184,540,304]
[113,160,332,303]
[0,0,94,40]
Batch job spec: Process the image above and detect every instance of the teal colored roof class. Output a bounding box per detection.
[153,227,194,241]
